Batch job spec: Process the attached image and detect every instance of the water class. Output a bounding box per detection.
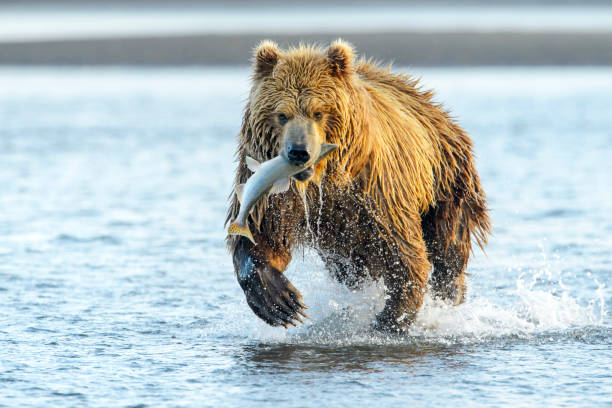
[2,5,612,42]
[0,67,610,407]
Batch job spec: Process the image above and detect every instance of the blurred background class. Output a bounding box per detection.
[1,1,611,408]
[1,0,612,65]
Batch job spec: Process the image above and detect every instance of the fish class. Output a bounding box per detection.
[227,143,338,244]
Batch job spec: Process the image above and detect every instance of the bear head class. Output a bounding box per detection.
[246,39,357,183]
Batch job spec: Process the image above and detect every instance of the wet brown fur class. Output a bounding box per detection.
[226,40,491,330]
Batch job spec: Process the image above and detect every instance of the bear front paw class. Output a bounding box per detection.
[237,257,309,328]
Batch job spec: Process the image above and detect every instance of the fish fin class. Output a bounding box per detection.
[270,177,291,195]
[235,183,245,204]
[246,156,260,173]
[228,220,256,244]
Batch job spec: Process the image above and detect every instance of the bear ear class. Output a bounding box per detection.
[326,39,355,78]
[253,40,280,79]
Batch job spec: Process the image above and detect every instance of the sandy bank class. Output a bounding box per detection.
[2,31,611,66]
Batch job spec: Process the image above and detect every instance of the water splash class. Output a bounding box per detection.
[211,250,607,346]
[588,277,607,326]
[316,182,324,239]
[297,186,314,241]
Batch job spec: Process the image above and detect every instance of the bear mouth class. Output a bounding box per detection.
[291,167,314,182]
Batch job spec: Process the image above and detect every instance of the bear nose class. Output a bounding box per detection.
[287,146,310,165]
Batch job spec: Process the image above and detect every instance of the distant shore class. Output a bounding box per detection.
[2,31,612,66]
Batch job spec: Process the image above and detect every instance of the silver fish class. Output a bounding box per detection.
[228,143,337,244]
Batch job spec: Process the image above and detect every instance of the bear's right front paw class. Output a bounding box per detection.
[236,256,309,328]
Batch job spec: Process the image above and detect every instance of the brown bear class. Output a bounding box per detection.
[226,39,491,331]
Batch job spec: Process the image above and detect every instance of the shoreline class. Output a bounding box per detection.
[2,31,612,66]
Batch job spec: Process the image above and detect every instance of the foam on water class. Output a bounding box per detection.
[208,250,607,347]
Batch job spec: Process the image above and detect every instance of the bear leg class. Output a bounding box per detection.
[373,240,430,332]
[421,206,471,306]
[321,253,369,290]
[233,237,308,327]
[428,242,468,306]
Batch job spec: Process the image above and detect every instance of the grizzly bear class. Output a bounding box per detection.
[226,40,490,331]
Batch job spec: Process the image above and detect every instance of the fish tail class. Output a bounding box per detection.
[227,220,256,244]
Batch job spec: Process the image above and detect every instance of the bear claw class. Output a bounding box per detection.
[237,255,308,328]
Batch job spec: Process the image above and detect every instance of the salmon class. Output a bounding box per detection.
[228,143,337,243]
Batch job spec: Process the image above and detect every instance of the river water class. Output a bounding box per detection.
[2,5,612,42]
[0,67,610,407]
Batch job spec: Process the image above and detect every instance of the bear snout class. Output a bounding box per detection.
[287,145,311,165]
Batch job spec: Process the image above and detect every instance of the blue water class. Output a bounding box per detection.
[0,67,610,407]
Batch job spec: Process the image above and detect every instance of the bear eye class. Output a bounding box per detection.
[313,112,323,121]
[277,113,289,125]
